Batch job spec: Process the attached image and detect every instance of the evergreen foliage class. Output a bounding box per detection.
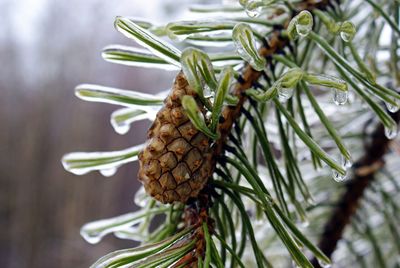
[63,0,400,267]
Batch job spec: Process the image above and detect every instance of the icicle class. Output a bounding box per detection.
[278,85,294,103]
[333,88,348,105]
[340,31,353,42]
[114,227,146,241]
[384,124,398,140]
[134,186,149,207]
[385,98,400,113]
[305,196,316,206]
[318,260,332,268]
[239,0,249,7]
[100,167,117,177]
[300,219,310,228]
[339,21,356,43]
[232,23,266,71]
[110,107,158,135]
[113,122,130,135]
[295,22,312,37]
[62,144,144,176]
[245,0,263,18]
[341,154,352,169]
[287,10,313,39]
[332,169,347,182]
[80,211,147,244]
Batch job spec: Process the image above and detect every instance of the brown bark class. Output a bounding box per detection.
[311,111,400,267]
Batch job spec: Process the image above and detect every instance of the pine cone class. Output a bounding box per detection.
[138,71,213,203]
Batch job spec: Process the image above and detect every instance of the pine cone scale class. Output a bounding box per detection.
[138,71,213,203]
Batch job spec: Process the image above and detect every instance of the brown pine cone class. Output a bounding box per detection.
[138,71,213,203]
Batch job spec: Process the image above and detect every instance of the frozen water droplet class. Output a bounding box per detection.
[111,107,157,135]
[340,31,352,42]
[332,169,347,182]
[385,99,400,113]
[80,211,145,244]
[166,23,190,42]
[245,7,262,18]
[300,219,310,228]
[64,167,90,176]
[239,0,249,7]
[113,122,130,135]
[318,260,332,268]
[100,167,117,177]
[305,196,316,206]
[232,24,266,71]
[203,84,213,98]
[173,33,189,42]
[339,21,356,43]
[134,186,148,207]
[80,230,102,244]
[62,145,143,176]
[114,227,144,241]
[296,23,312,37]
[385,125,398,140]
[245,1,263,18]
[278,86,294,102]
[341,155,352,169]
[333,89,348,105]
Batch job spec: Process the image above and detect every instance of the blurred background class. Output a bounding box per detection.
[0,0,211,267]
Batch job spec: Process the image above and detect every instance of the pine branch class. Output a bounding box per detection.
[62,0,400,266]
[212,0,332,185]
[311,109,400,267]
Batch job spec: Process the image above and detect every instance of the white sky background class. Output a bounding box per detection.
[1,0,396,87]
[1,0,214,86]
[7,0,187,43]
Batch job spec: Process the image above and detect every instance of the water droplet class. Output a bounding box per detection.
[332,169,347,182]
[385,125,398,140]
[289,10,313,39]
[333,89,348,105]
[232,23,266,71]
[245,1,263,18]
[114,122,131,135]
[278,86,294,102]
[318,260,332,268]
[114,227,144,241]
[100,167,117,177]
[296,23,312,37]
[245,7,262,18]
[300,219,310,228]
[341,155,352,169]
[62,144,144,176]
[385,99,400,113]
[203,84,213,98]
[111,107,158,135]
[340,31,352,42]
[339,21,356,42]
[305,196,316,206]
[134,186,148,207]
[181,48,217,94]
[80,211,145,244]
[239,0,249,7]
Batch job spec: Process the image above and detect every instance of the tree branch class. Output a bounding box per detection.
[311,110,400,267]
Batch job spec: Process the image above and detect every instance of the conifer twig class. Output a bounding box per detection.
[212,0,331,174]
[311,110,400,267]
